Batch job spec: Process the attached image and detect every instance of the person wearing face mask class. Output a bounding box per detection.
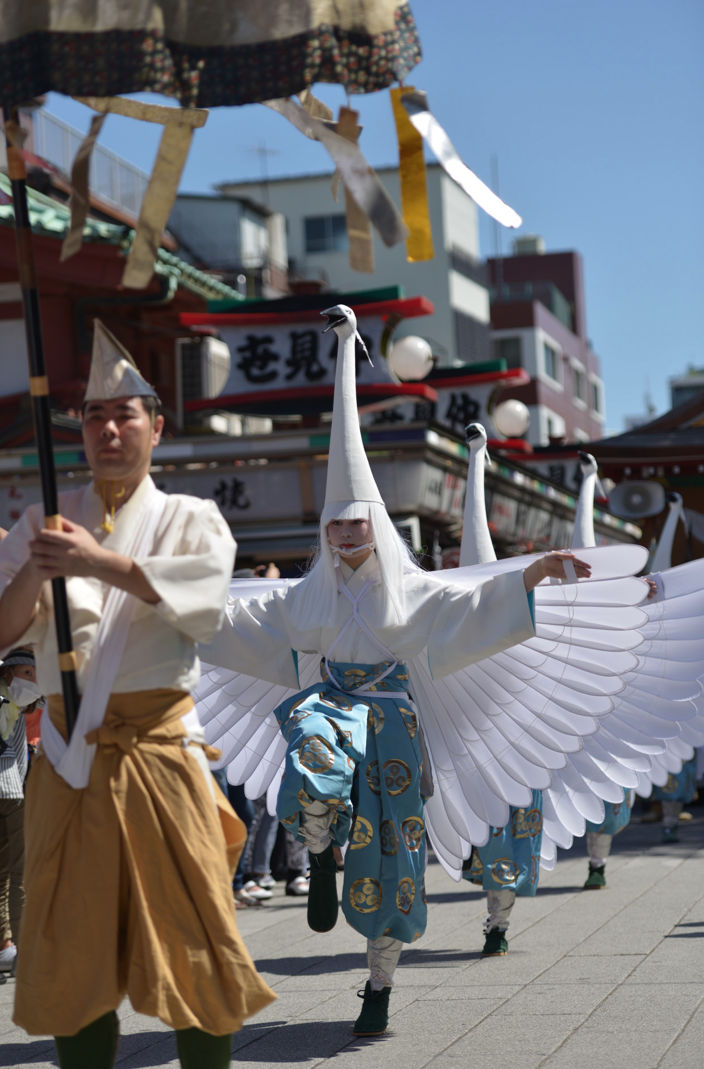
[0,647,40,976]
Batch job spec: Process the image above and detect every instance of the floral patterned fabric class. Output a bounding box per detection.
[0,6,420,106]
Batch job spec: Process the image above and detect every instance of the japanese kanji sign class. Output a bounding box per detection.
[217,315,394,396]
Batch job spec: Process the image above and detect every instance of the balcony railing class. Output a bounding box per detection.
[33,109,149,218]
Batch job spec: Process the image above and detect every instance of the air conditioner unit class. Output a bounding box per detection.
[175,336,232,428]
[608,480,666,519]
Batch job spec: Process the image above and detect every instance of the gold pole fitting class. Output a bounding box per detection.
[58,651,78,673]
[44,514,63,530]
[29,375,49,397]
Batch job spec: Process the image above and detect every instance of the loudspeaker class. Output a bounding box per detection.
[608,480,666,519]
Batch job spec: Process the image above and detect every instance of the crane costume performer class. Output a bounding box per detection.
[0,322,274,1068]
[197,306,653,1036]
[455,430,704,942]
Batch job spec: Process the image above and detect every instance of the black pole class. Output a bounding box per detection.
[3,107,80,738]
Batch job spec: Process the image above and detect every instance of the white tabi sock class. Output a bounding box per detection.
[367,936,404,990]
[299,801,336,854]
[485,888,516,932]
[662,801,682,829]
[586,831,612,866]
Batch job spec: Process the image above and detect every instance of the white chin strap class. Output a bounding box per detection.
[330,540,375,559]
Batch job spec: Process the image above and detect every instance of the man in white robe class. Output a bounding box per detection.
[0,321,274,1068]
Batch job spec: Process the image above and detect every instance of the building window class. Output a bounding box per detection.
[304,214,348,253]
[590,380,602,414]
[543,343,559,382]
[493,336,522,369]
[573,366,586,403]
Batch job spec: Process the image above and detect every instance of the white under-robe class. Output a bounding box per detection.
[0,474,235,695]
[218,552,536,686]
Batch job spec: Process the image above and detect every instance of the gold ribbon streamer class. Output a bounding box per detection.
[337,106,374,274]
[122,121,195,289]
[390,86,434,263]
[68,98,208,289]
[60,113,106,263]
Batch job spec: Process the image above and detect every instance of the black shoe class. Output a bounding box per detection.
[481,928,508,956]
[307,844,339,932]
[352,981,391,1036]
[584,863,606,889]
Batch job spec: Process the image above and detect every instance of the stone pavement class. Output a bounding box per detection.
[3,812,704,1069]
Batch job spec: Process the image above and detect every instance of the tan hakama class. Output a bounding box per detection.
[14,690,276,1037]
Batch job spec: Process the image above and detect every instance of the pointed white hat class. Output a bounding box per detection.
[322,305,383,510]
[85,320,158,401]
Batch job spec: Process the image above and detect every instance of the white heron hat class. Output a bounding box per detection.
[321,304,383,517]
[84,319,158,402]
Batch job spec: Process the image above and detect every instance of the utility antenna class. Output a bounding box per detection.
[247,141,279,206]
[491,154,503,290]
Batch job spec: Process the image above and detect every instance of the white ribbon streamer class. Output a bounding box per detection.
[401,90,522,229]
[40,486,169,789]
[263,97,408,248]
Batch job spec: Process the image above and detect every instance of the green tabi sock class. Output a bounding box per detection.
[176,1027,233,1069]
[54,1011,120,1069]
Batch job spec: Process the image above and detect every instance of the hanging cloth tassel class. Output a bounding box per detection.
[337,106,374,274]
[390,87,434,263]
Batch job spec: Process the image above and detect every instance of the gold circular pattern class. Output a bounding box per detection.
[280,814,297,826]
[297,788,315,808]
[396,877,415,915]
[511,807,543,839]
[366,703,385,735]
[350,878,382,913]
[398,705,417,739]
[383,759,412,796]
[401,816,425,851]
[298,736,335,773]
[411,931,422,942]
[380,820,399,856]
[350,815,374,850]
[320,693,354,712]
[288,709,311,730]
[346,756,355,770]
[491,858,520,885]
[366,761,381,795]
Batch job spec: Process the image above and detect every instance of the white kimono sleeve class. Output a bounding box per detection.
[201,587,302,690]
[427,569,535,680]
[135,499,235,644]
[0,506,49,654]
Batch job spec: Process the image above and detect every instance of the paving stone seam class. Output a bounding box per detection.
[416,844,704,1069]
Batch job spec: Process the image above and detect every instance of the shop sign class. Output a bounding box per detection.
[217,316,394,396]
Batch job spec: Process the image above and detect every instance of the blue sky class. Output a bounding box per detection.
[45,0,703,433]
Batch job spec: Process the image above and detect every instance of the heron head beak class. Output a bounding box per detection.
[464,423,486,445]
[321,305,349,333]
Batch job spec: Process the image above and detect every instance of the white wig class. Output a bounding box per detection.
[290,500,421,631]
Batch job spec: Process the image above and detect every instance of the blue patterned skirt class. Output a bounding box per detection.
[652,758,697,804]
[274,660,427,943]
[586,788,634,835]
[462,790,543,897]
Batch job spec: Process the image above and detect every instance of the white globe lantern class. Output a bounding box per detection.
[388,335,433,381]
[492,398,530,438]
